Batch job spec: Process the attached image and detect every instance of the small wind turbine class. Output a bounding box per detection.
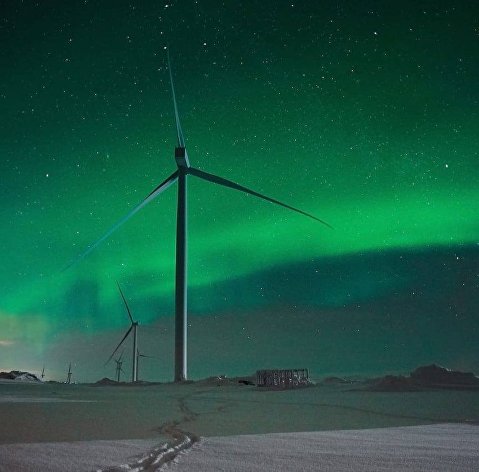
[66,363,72,384]
[114,351,125,382]
[106,282,139,382]
[67,51,332,382]
[41,366,45,380]
[136,348,155,382]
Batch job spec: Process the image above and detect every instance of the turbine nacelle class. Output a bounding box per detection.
[175,146,190,168]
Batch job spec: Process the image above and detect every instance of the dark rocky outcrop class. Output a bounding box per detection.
[410,364,479,387]
[369,364,479,391]
[0,370,42,382]
[94,377,118,386]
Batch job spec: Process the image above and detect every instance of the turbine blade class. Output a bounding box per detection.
[166,49,185,147]
[105,326,133,366]
[63,171,179,272]
[189,167,333,228]
[117,282,134,324]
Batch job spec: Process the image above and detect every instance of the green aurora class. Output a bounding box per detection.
[1,1,478,381]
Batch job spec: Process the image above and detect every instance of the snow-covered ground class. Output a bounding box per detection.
[0,438,161,472]
[1,424,477,472]
[169,424,479,472]
[0,381,478,471]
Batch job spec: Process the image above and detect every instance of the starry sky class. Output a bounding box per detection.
[1,0,478,382]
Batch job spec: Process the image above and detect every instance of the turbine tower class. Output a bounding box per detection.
[41,366,45,380]
[66,363,72,384]
[68,51,331,382]
[106,282,139,382]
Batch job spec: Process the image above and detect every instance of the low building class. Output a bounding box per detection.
[256,369,310,388]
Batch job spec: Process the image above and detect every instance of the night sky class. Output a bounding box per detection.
[1,1,478,382]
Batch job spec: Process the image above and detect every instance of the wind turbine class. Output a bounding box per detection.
[41,366,45,380]
[136,348,155,382]
[68,51,332,382]
[106,282,139,383]
[114,351,125,382]
[66,363,72,384]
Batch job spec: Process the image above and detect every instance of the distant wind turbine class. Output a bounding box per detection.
[114,351,125,382]
[136,348,155,382]
[106,282,139,382]
[67,50,332,382]
[66,363,72,384]
[41,366,45,380]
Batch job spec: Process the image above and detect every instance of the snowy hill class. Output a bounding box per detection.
[0,370,42,382]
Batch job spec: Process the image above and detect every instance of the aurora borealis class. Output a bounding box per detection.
[1,1,478,382]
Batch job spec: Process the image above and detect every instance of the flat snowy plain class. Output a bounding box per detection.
[0,380,478,471]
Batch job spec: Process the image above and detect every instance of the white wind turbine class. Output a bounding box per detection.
[68,51,331,382]
[105,282,139,382]
[114,351,125,382]
[136,348,155,382]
